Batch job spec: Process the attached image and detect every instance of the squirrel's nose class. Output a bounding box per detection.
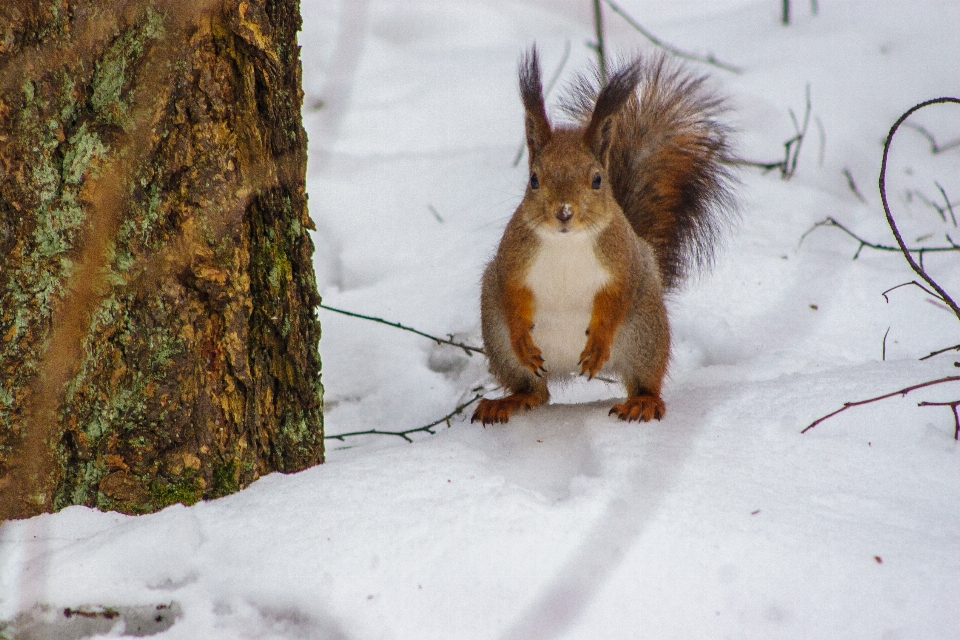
[555,204,573,223]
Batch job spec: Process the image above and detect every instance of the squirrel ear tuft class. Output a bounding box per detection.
[519,46,551,166]
[584,59,642,165]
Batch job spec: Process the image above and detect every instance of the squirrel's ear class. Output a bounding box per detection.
[519,46,551,166]
[584,59,642,166]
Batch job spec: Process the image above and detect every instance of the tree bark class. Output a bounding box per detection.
[0,0,323,519]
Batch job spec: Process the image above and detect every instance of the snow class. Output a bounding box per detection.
[3,1,960,638]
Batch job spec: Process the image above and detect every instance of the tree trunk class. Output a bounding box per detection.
[0,0,323,519]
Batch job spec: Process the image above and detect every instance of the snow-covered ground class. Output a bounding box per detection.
[3,1,960,638]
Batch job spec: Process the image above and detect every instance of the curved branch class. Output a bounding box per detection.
[801,375,960,435]
[326,393,483,443]
[879,97,960,323]
[319,303,484,356]
[603,0,743,74]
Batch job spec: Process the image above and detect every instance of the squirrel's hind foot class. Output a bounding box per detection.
[609,394,665,422]
[471,391,547,425]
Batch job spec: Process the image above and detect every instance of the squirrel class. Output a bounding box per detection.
[471,47,737,425]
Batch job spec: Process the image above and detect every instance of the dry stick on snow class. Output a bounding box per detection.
[843,168,868,203]
[801,376,960,439]
[902,121,960,155]
[935,182,957,227]
[603,0,743,74]
[920,343,960,361]
[591,0,607,83]
[909,186,960,227]
[815,116,826,166]
[880,97,960,324]
[803,97,960,440]
[917,400,960,440]
[318,303,484,356]
[733,85,811,179]
[325,393,484,443]
[799,216,960,262]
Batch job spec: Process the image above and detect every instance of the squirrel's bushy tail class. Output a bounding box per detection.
[561,54,738,290]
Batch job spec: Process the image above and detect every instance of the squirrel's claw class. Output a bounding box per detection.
[471,392,547,425]
[511,334,546,377]
[578,340,610,379]
[609,394,666,422]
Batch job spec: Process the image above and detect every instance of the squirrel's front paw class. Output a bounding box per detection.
[511,334,546,376]
[578,337,611,379]
[609,394,665,422]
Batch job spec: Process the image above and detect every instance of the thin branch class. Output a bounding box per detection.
[727,158,784,173]
[733,85,811,179]
[882,326,890,361]
[843,168,867,203]
[881,280,941,304]
[920,343,960,361]
[800,217,960,261]
[513,40,572,167]
[318,303,484,356]
[801,375,960,435]
[935,182,957,227]
[427,204,444,223]
[325,393,483,443]
[909,187,960,225]
[880,97,960,323]
[916,400,960,440]
[815,116,825,167]
[602,0,743,74]
[783,85,811,179]
[902,121,960,155]
[592,0,607,83]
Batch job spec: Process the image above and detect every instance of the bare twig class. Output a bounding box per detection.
[843,168,867,203]
[783,85,812,178]
[916,400,960,440]
[728,158,784,173]
[325,393,483,443]
[882,326,890,361]
[920,343,960,361]
[902,121,960,155]
[815,116,825,167]
[602,0,743,74]
[908,186,959,226]
[881,280,941,304]
[591,0,607,83]
[801,375,960,436]
[800,217,960,261]
[733,85,811,179]
[935,182,957,227]
[880,97,960,323]
[318,303,484,356]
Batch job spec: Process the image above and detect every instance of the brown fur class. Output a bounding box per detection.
[472,48,736,425]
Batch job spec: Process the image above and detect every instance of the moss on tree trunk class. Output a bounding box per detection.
[0,0,323,519]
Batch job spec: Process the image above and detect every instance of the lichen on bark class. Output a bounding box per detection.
[0,0,323,519]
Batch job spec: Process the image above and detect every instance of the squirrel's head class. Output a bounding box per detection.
[518,47,641,235]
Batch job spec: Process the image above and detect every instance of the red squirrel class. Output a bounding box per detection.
[472,47,737,425]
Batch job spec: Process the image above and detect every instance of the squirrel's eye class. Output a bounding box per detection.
[530,173,540,189]
[591,173,602,189]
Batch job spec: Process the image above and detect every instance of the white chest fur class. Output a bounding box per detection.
[525,230,610,374]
